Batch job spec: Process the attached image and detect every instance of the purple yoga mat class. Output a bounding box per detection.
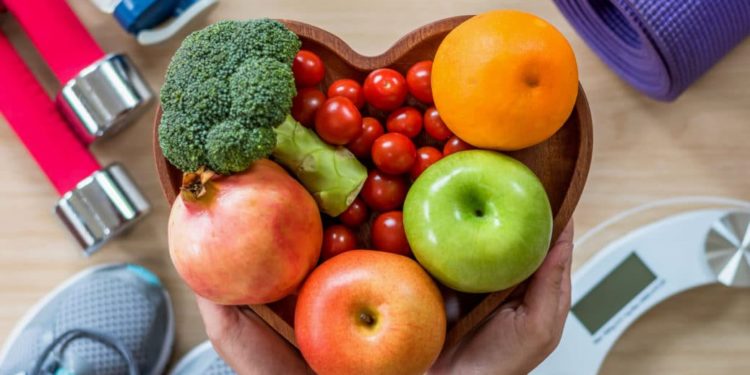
[554,0,750,101]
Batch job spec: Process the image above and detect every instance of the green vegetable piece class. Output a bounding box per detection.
[206,120,276,175]
[161,21,244,111]
[184,77,231,123]
[158,19,299,175]
[159,19,366,215]
[240,19,302,66]
[230,58,296,129]
[273,116,368,216]
[158,110,207,172]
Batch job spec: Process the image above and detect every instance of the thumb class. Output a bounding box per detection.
[195,295,243,343]
[195,295,312,374]
[523,221,574,325]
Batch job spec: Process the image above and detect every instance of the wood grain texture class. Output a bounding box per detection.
[1,1,749,373]
[153,18,593,350]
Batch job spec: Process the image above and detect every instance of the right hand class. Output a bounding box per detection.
[429,221,575,375]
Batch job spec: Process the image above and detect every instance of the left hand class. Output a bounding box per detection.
[195,296,312,374]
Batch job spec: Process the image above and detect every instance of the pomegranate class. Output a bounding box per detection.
[168,160,322,305]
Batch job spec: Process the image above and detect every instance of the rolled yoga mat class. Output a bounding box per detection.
[554,0,750,100]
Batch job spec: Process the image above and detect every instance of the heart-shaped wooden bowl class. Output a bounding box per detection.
[154,16,592,350]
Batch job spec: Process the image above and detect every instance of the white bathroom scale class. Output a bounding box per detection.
[532,197,750,375]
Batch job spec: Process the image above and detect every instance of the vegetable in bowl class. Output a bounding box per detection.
[158,19,367,216]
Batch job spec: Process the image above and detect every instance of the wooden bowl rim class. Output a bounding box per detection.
[278,17,471,70]
[152,16,593,349]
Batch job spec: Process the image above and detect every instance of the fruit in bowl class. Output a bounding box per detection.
[295,250,446,375]
[154,10,591,366]
[432,10,579,151]
[169,160,322,304]
[404,150,553,293]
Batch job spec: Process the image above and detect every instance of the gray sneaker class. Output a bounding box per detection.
[170,341,235,375]
[0,264,174,375]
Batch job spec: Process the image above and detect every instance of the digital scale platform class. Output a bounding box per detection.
[533,197,750,374]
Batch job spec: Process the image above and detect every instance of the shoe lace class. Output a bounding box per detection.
[30,328,139,375]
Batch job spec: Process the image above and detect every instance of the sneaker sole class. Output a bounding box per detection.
[0,263,175,375]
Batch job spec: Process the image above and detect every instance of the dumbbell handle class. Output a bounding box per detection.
[3,0,105,84]
[0,31,99,194]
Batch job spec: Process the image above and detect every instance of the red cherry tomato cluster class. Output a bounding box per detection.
[291,50,476,260]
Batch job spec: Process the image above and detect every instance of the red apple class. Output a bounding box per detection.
[168,160,322,305]
[295,250,446,375]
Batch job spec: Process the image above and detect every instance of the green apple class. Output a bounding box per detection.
[403,150,552,293]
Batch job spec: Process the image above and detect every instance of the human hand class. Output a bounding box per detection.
[195,297,312,374]
[429,221,574,375]
[197,221,573,375]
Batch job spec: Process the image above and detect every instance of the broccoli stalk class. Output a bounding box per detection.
[158,19,367,216]
[273,116,367,216]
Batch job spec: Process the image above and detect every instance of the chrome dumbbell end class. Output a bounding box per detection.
[55,163,150,255]
[57,54,153,144]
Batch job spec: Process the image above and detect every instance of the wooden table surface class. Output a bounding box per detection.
[1,1,748,373]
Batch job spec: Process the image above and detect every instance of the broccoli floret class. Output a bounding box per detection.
[179,77,231,123]
[206,120,276,174]
[240,19,302,66]
[160,22,244,111]
[158,19,300,174]
[230,58,296,128]
[158,110,207,172]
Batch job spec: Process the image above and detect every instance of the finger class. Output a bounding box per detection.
[499,283,528,311]
[552,224,574,346]
[555,219,575,249]
[195,295,242,342]
[195,295,311,374]
[556,232,574,321]
[523,221,574,325]
[232,309,312,374]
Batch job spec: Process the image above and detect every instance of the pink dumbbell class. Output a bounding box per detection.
[2,0,152,143]
[0,31,149,255]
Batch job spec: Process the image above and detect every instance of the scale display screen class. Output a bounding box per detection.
[572,253,656,334]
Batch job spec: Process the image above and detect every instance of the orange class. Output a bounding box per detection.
[432,10,579,150]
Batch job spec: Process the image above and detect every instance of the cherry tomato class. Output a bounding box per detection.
[443,136,475,156]
[371,133,417,175]
[406,61,433,104]
[423,107,453,142]
[410,146,442,180]
[321,225,358,260]
[371,211,411,256]
[315,97,362,145]
[327,79,365,108]
[363,68,407,111]
[339,197,369,227]
[291,88,326,127]
[346,117,384,159]
[386,107,423,138]
[361,170,408,211]
[292,50,325,87]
